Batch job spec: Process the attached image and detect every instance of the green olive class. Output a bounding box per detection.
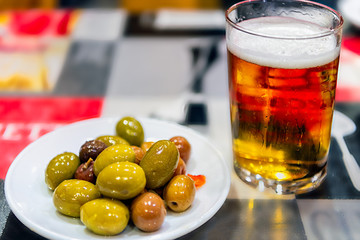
[96,135,130,146]
[80,198,129,236]
[53,179,101,217]
[163,175,196,212]
[96,162,146,200]
[45,152,80,190]
[140,140,179,189]
[94,144,135,176]
[116,117,144,146]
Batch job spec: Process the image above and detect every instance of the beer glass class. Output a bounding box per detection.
[225,0,343,194]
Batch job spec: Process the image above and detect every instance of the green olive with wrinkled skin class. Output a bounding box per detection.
[96,162,146,200]
[94,144,135,176]
[116,117,144,146]
[80,198,129,236]
[96,135,129,146]
[53,179,101,217]
[45,152,80,190]
[140,140,179,189]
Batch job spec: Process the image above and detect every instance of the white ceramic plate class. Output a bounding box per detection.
[5,117,230,240]
[339,0,360,28]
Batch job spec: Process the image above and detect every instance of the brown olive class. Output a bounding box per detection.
[79,140,108,163]
[173,157,186,177]
[131,146,145,164]
[163,175,195,212]
[74,159,96,184]
[148,188,164,197]
[140,141,154,152]
[169,136,191,163]
[131,192,166,232]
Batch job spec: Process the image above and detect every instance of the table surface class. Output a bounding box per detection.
[2,1,360,239]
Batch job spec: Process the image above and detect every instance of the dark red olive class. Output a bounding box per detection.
[79,140,107,163]
[74,159,96,183]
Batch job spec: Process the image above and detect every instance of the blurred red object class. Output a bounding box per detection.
[0,10,78,51]
[9,10,74,36]
[342,37,360,56]
[0,97,103,179]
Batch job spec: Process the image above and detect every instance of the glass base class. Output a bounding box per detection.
[234,165,327,195]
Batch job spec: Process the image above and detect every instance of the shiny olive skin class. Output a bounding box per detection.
[163,175,196,212]
[94,144,135,176]
[45,152,80,190]
[131,192,166,232]
[96,135,129,146]
[79,140,108,163]
[80,198,129,236]
[96,162,146,200]
[116,117,144,146]
[53,179,101,217]
[140,140,179,189]
[169,136,191,163]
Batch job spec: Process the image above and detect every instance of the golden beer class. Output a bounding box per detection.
[228,51,339,180]
[226,5,343,194]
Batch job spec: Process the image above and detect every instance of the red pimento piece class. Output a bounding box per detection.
[187,174,206,189]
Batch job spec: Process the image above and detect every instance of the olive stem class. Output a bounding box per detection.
[83,158,93,170]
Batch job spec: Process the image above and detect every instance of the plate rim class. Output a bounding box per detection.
[4,116,230,240]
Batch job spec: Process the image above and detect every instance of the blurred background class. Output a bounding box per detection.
[0,0,338,10]
[0,0,341,93]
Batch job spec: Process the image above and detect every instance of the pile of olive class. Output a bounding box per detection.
[45,116,200,236]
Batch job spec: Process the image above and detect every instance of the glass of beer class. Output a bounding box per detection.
[225,0,343,194]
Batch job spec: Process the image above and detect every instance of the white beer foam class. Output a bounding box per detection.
[227,17,340,69]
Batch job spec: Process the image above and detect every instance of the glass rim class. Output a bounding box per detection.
[225,0,344,40]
